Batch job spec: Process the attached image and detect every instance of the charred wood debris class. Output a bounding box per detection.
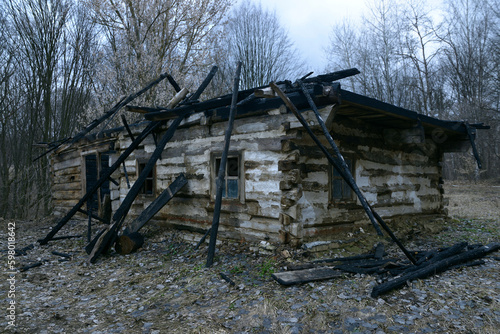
[24,64,498,297]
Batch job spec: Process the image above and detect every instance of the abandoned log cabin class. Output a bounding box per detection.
[49,75,486,247]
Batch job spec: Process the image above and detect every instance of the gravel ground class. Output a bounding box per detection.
[1,183,499,333]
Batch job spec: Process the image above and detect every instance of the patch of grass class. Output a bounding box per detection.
[258,258,276,278]
[229,265,245,274]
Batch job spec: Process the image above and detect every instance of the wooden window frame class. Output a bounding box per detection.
[82,151,111,213]
[329,156,355,203]
[211,152,244,202]
[137,160,156,197]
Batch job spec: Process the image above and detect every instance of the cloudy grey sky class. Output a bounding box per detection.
[256,0,369,72]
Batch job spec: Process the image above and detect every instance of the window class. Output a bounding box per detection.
[138,162,155,196]
[85,153,111,212]
[213,155,240,199]
[330,157,354,202]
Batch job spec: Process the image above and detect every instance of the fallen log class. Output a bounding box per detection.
[115,232,145,255]
[371,242,500,297]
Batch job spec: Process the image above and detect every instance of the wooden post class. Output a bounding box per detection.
[166,74,182,93]
[463,122,483,169]
[206,62,242,268]
[296,79,383,236]
[87,198,92,243]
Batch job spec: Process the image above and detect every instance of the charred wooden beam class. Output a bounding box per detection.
[121,114,136,141]
[220,272,236,286]
[464,122,483,169]
[70,72,169,145]
[167,74,182,93]
[371,242,500,297]
[272,81,416,265]
[195,228,211,250]
[85,228,106,254]
[123,173,188,235]
[297,79,383,236]
[33,137,70,162]
[51,235,82,241]
[302,68,360,84]
[20,262,43,272]
[39,120,163,245]
[206,62,242,268]
[88,113,187,263]
[15,244,34,256]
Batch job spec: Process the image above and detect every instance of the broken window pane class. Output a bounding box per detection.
[138,162,155,195]
[227,179,239,198]
[227,157,239,176]
[214,155,240,199]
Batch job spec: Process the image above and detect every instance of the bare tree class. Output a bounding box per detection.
[326,0,499,180]
[214,2,304,91]
[439,0,500,179]
[81,0,231,121]
[0,0,98,218]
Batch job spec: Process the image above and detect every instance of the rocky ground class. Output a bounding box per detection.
[1,182,499,333]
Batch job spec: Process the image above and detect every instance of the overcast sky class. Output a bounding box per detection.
[255,0,369,73]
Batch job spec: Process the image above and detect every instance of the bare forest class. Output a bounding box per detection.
[0,0,499,220]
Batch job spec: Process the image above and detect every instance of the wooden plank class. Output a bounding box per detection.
[272,267,342,286]
[123,173,188,234]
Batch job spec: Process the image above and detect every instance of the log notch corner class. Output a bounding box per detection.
[279,140,303,247]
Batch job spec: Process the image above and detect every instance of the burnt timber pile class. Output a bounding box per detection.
[272,241,500,297]
[30,65,497,295]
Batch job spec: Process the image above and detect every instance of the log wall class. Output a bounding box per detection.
[114,111,292,242]
[286,112,444,243]
[51,138,117,218]
[51,103,445,246]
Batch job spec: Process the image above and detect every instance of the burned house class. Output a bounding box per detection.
[46,68,486,255]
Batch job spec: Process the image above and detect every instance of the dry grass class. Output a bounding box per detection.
[444,181,500,220]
